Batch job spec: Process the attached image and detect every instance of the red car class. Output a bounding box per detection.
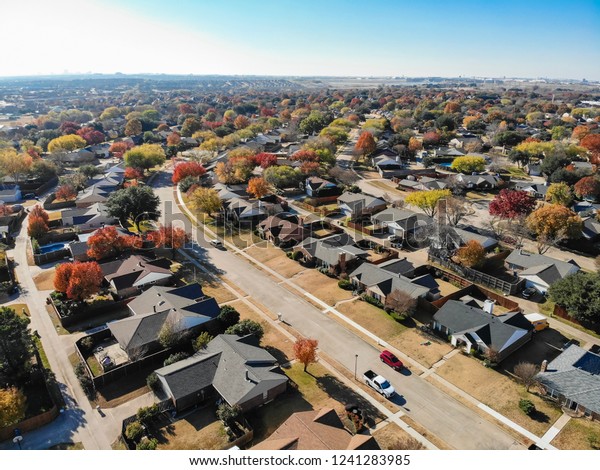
[379,350,403,371]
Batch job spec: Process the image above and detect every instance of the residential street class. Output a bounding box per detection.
[152,168,523,449]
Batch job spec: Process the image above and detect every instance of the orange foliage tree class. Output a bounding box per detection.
[354,131,377,158]
[581,134,600,164]
[172,161,207,184]
[293,338,319,372]
[55,184,77,201]
[247,177,271,199]
[27,215,49,239]
[109,141,133,159]
[147,224,189,256]
[455,240,486,268]
[86,226,138,260]
[54,262,103,300]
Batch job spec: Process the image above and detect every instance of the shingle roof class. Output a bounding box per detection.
[101,254,172,290]
[506,250,579,279]
[337,192,386,212]
[349,262,432,299]
[298,233,367,266]
[536,345,600,415]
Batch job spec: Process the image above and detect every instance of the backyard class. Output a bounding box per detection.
[156,407,231,450]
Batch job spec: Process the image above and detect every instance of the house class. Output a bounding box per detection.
[349,259,438,304]
[61,148,95,165]
[505,250,580,295]
[582,217,600,241]
[524,163,542,176]
[372,154,404,178]
[568,161,594,174]
[536,344,600,420]
[451,174,500,190]
[371,208,432,240]
[86,143,111,158]
[108,283,220,359]
[432,300,534,361]
[433,147,465,158]
[514,182,548,199]
[61,203,117,231]
[224,196,283,224]
[451,226,498,251]
[293,232,367,272]
[397,176,447,192]
[100,254,173,298]
[0,185,21,203]
[337,192,386,219]
[304,177,341,198]
[573,201,600,218]
[252,407,380,450]
[257,214,306,247]
[154,334,288,412]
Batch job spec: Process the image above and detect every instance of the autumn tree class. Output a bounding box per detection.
[233,115,250,130]
[489,190,536,219]
[247,177,271,199]
[527,204,583,253]
[76,126,105,145]
[62,262,103,301]
[443,197,474,225]
[405,189,451,217]
[166,132,181,146]
[54,184,77,201]
[450,156,486,174]
[293,338,318,372]
[124,167,143,181]
[0,307,34,386]
[27,214,49,239]
[86,226,134,260]
[105,186,161,232]
[124,144,166,172]
[455,240,486,268]
[354,131,376,159]
[47,134,87,153]
[148,224,190,256]
[172,161,206,184]
[124,118,142,136]
[545,182,573,206]
[181,117,202,137]
[54,263,73,293]
[189,187,222,217]
[0,149,33,184]
[109,141,132,159]
[385,290,417,316]
[581,134,600,164]
[0,387,27,428]
[574,176,600,200]
[254,152,278,169]
[422,131,441,147]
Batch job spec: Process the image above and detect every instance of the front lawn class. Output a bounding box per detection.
[552,418,600,450]
[293,270,354,306]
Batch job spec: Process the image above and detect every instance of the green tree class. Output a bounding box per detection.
[299,111,330,135]
[124,144,166,172]
[549,272,600,323]
[0,307,33,386]
[125,118,142,136]
[193,332,213,352]
[218,305,240,328]
[450,156,486,173]
[105,186,161,232]
[545,182,573,206]
[225,319,264,340]
[263,165,302,189]
[125,421,145,442]
[78,164,100,179]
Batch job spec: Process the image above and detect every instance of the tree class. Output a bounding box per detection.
[455,240,486,268]
[193,332,213,352]
[124,144,166,172]
[109,141,132,159]
[354,131,376,158]
[0,149,33,184]
[450,156,486,174]
[78,164,101,180]
[514,363,539,392]
[124,118,142,136]
[385,290,417,316]
[147,224,189,256]
[581,134,600,164]
[422,131,441,147]
[55,184,77,201]
[65,262,103,301]
[0,307,34,386]
[124,167,143,181]
[574,176,600,200]
[263,165,302,189]
[405,189,451,217]
[225,319,264,340]
[443,197,474,225]
[299,111,330,135]
[489,189,536,219]
[189,187,222,217]
[0,387,27,427]
[216,403,242,426]
[125,421,144,442]
[172,161,206,184]
[218,305,240,328]
[233,115,250,130]
[30,159,58,181]
[519,399,535,416]
[158,319,179,349]
[76,126,105,145]
[181,117,202,137]
[47,134,87,153]
[545,182,573,206]
[106,186,161,232]
[247,177,271,199]
[27,215,49,239]
[408,137,423,154]
[293,338,318,372]
[54,263,73,293]
[549,272,600,323]
[86,226,131,260]
[166,132,181,146]
[100,106,121,121]
[527,204,583,253]
[254,152,278,169]
[59,172,88,191]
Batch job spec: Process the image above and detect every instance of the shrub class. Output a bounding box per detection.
[136,404,160,426]
[137,437,158,450]
[361,295,384,309]
[291,251,301,261]
[146,372,160,392]
[519,399,535,416]
[218,305,240,327]
[338,279,353,290]
[125,421,145,442]
[163,351,190,367]
[225,319,264,340]
[389,311,407,322]
[216,403,242,426]
[80,337,94,352]
[193,331,213,351]
[31,238,40,254]
[178,176,198,193]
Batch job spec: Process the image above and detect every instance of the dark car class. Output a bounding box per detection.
[521,287,538,299]
[379,350,403,371]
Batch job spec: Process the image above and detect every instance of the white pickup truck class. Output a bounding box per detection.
[363,370,395,398]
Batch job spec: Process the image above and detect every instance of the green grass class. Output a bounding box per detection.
[86,355,103,377]
[11,303,31,318]
[34,336,51,370]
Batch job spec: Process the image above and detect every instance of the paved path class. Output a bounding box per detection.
[539,413,571,447]
[156,169,523,450]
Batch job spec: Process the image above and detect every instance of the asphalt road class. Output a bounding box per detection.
[153,168,522,449]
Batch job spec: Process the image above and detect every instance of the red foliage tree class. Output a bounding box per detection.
[293,338,318,372]
[30,205,49,224]
[28,215,49,239]
[167,132,181,146]
[260,107,276,117]
[124,167,143,180]
[55,184,77,201]
[290,149,318,162]
[109,141,133,159]
[254,152,278,169]
[54,263,73,293]
[422,131,441,147]
[172,161,207,184]
[86,226,132,260]
[59,121,80,135]
[299,161,321,175]
[147,224,189,256]
[354,131,377,157]
[76,127,105,145]
[489,189,537,219]
[574,176,600,199]
[178,103,194,115]
[581,134,600,165]
[66,262,103,301]
[233,115,250,130]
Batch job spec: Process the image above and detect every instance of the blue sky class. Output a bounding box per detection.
[2,0,599,79]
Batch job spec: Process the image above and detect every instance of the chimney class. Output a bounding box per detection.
[540,359,548,372]
[483,300,495,315]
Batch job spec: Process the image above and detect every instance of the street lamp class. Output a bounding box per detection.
[13,435,23,450]
[354,354,358,381]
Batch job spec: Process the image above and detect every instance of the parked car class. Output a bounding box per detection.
[23,193,38,200]
[379,350,403,371]
[363,370,395,398]
[209,239,223,248]
[521,287,538,299]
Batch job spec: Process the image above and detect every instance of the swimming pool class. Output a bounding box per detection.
[38,242,68,254]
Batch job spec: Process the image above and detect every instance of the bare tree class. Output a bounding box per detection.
[384,435,426,451]
[484,347,501,365]
[328,166,359,185]
[444,196,474,226]
[385,290,417,316]
[505,215,530,249]
[514,362,539,392]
